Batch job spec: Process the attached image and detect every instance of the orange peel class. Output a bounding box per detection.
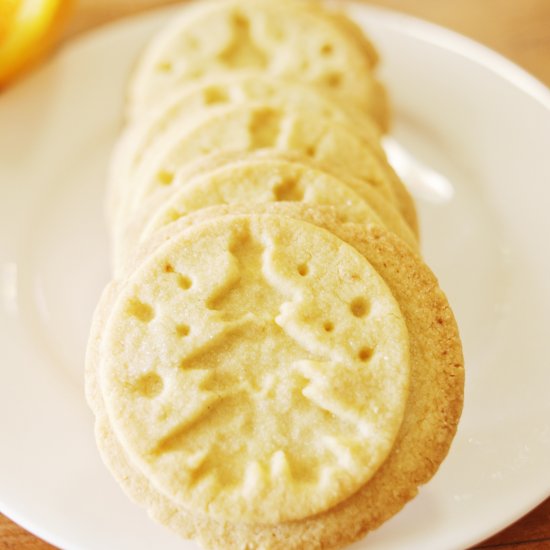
[0,0,71,87]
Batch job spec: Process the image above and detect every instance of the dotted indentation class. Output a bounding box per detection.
[320,43,333,56]
[126,298,154,323]
[203,86,229,105]
[248,108,281,148]
[157,170,174,186]
[133,372,163,398]
[358,347,373,362]
[156,61,172,73]
[305,145,316,158]
[273,178,303,201]
[177,274,193,290]
[350,297,369,318]
[323,321,334,333]
[297,263,309,277]
[165,209,182,224]
[325,72,342,88]
[164,263,192,290]
[176,323,190,337]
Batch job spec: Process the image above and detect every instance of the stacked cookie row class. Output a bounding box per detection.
[86,1,464,549]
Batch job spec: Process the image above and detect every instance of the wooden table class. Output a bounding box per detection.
[1,0,549,548]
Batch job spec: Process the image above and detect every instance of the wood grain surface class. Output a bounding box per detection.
[1,0,549,548]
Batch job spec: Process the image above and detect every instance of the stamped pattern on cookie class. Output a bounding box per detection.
[118,101,400,235]
[127,0,381,120]
[101,215,410,524]
[108,74,383,220]
[117,156,405,263]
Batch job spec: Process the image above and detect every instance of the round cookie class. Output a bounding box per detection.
[150,150,418,242]
[108,74,384,221]
[111,101,417,246]
[99,214,411,524]
[114,151,419,269]
[126,0,388,128]
[87,203,463,549]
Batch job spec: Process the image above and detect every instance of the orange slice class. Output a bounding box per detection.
[0,0,71,87]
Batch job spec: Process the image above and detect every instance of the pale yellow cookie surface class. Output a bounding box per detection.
[113,101,411,247]
[108,74,384,222]
[149,149,419,241]
[86,204,463,549]
[115,152,419,269]
[99,214,410,524]
[126,0,386,125]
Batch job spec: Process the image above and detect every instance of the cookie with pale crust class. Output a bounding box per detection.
[97,213,411,525]
[114,151,418,270]
[108,73,385,222]
[88,0,463,545]
[87,203,463,550]
[126,0,389,129]
[111,100,417,252]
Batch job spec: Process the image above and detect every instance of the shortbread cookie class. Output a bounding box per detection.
[87,204,463,549]
[97,214,411,524]
[108,74,385,221]
[126,0,388,128]
[112,101,416,247]
[115,151,418,269]
[154,149,417,241]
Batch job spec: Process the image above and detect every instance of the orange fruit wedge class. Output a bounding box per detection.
[0,0,71,87]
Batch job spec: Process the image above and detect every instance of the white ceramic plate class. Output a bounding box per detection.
[1,4,549,549]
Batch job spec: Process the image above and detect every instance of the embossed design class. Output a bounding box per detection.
[248,107,281,149]
[350,296,369,318]
[272,177,304,201]
[125,298,154,322]
[105,217,409,524]
[218,12,268,70]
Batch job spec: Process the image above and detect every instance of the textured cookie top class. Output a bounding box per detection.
[127,0,380,120]
[100,214,410,524]
[108,74,383,221]
[87,204,463,550]
[116,101,402,237]
[115,152,421,268]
